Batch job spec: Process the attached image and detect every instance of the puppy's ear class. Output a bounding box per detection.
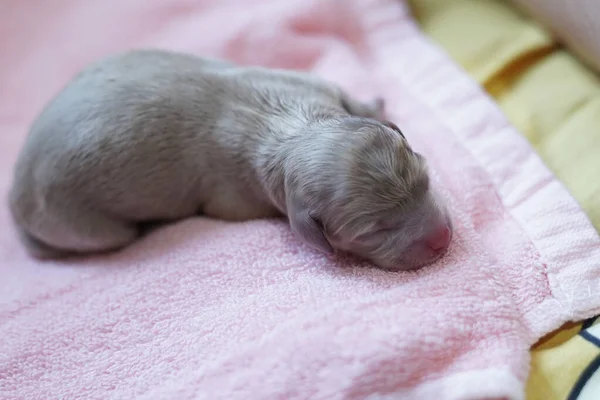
[340,93,386,121]
[286,192,333,254]
[382,120,405,139]
[369,97,386,120]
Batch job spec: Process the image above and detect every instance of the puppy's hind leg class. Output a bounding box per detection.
[16,226,72,260]
[16,206,139,260]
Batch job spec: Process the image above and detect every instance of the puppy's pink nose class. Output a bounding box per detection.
[425,225,452,251]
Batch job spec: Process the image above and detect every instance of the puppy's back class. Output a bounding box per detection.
[9,51,238,236]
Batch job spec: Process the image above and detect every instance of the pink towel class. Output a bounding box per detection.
[1,0,599,399]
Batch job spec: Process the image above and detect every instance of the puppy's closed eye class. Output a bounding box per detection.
[352,220,398,243]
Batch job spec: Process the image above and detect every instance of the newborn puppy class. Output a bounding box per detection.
[8,49,452,270]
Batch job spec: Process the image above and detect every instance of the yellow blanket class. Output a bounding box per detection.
[408,1,600,398]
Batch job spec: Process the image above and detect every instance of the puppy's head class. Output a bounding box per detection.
[286,116,452,270]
